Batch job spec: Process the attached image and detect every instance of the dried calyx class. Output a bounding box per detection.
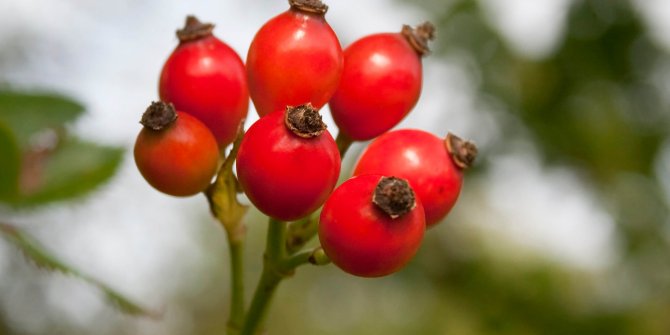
[373,177,416,219]
[289,0,328,14]
[445,133,478,169]
[176,15,215,42]
[285,104,327,138]
[140,101,178,131]
[401,21,436,56]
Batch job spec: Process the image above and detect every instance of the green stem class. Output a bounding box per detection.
[280,251,312,269]
[240,267,282,335]
[225,226,246,335]
[240,219,289,335]
[335,132,354,157]
[280,247,331,269]
[204,123,249,334]
[267,218,287,262]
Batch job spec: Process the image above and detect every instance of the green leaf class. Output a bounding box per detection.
[0,91,84,148]
[101,287,161,318]
[12,137,124,207]
[0,222,160,318]
[0,123,20,200]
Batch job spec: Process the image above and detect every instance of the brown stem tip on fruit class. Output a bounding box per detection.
[373,176,416,219]
[140,101,178,131]
[401,21,436,56]
[177,15,215,42]
[445,133,478,169]
[285,104,327,138]
[289,0,328,14]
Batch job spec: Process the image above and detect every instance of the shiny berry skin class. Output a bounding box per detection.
[329,23,434,141]
[246,0,343,117]
[159,16,249,147]
[135,102,219,197]
[353,129,477,227]
[236,105,341,221]
[319,175,425,277]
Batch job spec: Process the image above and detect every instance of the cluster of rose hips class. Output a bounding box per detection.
[134,0,477,278]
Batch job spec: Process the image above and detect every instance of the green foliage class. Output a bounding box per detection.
[0,90,123,207]
[0,222,159,318]
[384,0,670,333]
[432,0,669,179]
[13,138,123,206]
[0,124,20,200]
[0,91,84,148]
[0,90,151,320]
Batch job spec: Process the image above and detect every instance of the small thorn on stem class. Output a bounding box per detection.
[372,177,416,219]
[176,15,215,42]
[401,21,436,56]
[445,133,478,169]
[284,104,327,138]
[140,101,178,131]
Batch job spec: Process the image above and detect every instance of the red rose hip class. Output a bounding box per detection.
[134,101,219,197]
[236,104,341,221]
[159,16,249,147]
[329,22,435,141]
[354,129,477,226]
[319,175,425,277]
[246,0,343,117]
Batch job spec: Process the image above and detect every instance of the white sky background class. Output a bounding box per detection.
[0,0,668,334]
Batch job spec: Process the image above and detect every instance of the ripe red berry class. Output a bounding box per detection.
[236,104,341,221]
[159,16,249,147]
[354,129,477,227]
[319,175,425,277]
[329,23,435,141]
[246,0,343,117]
[134,101,219,197]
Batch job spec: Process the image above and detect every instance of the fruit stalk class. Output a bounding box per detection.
[225,226,246,335]
[240,218,289,335]
[204,125,249,334]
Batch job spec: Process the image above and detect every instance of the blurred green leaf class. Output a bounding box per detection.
[0,223,75,274]
[393,0,670,333]
[0,123,20,200]
[11,137,123,207]
[0,90,123,207]
[0,91,84,148]
[102,287,161,318]
[0,222,160,318]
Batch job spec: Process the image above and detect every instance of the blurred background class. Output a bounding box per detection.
[1,0,669,334]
